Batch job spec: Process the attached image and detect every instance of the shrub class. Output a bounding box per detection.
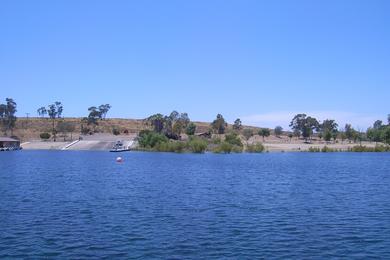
[246,143,265,153]
[308,147,321,152]
[214,142,233,153]
[212,137,221,144]
[224,132,243,147]
[321,146,336,152]
[112,128,120,135]
[348,145,390,152]
[40,132,51,140]
[138,130,168,148]
[185,122,196,136]
[188,137,208,153]
[155,141,187,153]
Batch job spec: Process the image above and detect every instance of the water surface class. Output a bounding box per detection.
[1,151,390,258]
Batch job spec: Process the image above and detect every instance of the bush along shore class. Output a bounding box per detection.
[135,130,265,154]
[308,145,390,153]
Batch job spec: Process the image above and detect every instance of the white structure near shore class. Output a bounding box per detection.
[0,137,21,151]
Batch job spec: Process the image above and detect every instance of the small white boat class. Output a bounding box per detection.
[110,141,130,152]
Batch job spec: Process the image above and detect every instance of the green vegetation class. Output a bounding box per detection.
[211,114,227,134]
[242,128,253,140]
[0,98,17,136]
[213,142,234,153]
[185,122,196,135]
[246,143,265,153]
[145,111,190,139]
[213,132,243,153]
[348,145,390,152]
[308,146,338,152]
[211,136,222,144]
[154,141,187,153]
[37,107,47,118]
[137,128,208,153]
[112,128,120,136]
[290,114,319,141]
[137,130,168,149]
[40,132,51,140]
[308,145,390,152]
[46,102,63,141]
[10,98,390,154]
[258,128,270,141]
[366,121,390,145]
[274,126,283,137]
[188,137,208,153]
[224,132,243,147]
[233,118,242,131]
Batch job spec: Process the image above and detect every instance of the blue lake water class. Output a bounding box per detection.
[1,151,390,259]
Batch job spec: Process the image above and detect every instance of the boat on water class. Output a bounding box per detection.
[110,141,130,152]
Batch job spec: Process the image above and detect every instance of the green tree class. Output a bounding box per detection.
[37,107,47,118]
[0,98,17,136]
[242,128,253,140]
[382,127,390,145]
[185,122,196,135]
[47,101,63,141]
[233,118,242,131]
[290,114,319,141]
[345,124,355,143]
[324,130,332,142]
[340,132,347,143]
[258,128,270,141]
[373,120,383,130]
[211,114,227,134]
[367,127,382,143]
[274,126,283,137]
[87,106,101,132]
[98,104,111,120]
[146,113,165,133]
[164,111,190,139]
[320,119,338,142]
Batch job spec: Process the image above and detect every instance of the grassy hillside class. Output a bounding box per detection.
[10,117,231,141]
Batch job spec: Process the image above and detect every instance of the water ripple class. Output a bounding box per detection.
[1,151,390,258]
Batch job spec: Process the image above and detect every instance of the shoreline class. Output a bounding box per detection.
[19,141,389,153]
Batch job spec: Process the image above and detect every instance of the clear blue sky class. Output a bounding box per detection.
[1,0,389,129]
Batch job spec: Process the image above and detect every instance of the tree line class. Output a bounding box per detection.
[1,97,390,146]
[0,98,17,136]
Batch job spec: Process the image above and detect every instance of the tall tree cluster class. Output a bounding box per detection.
[145,111,192,140]
[289,114,319,141]
[0,98,17,136]
[211,114,227,134]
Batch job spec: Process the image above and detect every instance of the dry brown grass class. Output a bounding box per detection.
[11,117,145,141]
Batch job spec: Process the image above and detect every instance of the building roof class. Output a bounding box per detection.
[0,137,19,142]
